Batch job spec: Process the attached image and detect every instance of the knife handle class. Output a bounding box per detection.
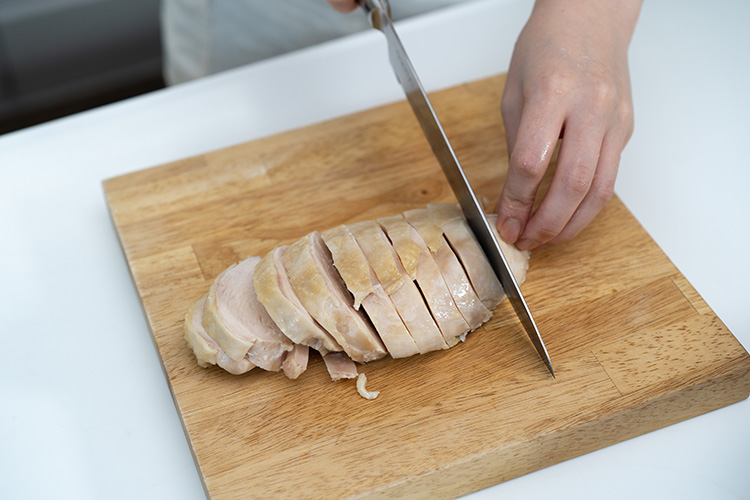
[359,0,391,30]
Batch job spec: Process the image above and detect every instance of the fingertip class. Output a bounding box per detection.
[499,217,522,244]
[327,0,359,13]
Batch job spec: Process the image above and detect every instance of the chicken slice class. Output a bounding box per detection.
[486,214,530,286]
[403,208,444,253]
[254,246,341,354]
[376,215,421,280]
[388,260,449,353]
[379,215,469,344]
[362,281,421,358]
[284,232,387,363]
[324,226,420,358]
[320,225,373,310]
[348,220,404,295]
[322,352,359,381]
[350,220,447,354]
[282,344,309,380]
[405,209,491,331]
[427,203,505,309]
[184,294,255,375]
[203,257,293,371]
[434,236,491,331]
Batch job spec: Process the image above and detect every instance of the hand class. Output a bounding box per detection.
[327,0,359,13]
[496,0,642,250]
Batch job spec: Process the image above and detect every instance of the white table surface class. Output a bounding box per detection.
[1,1,748,499]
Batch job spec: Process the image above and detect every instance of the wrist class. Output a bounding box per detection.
[530,0,642,52]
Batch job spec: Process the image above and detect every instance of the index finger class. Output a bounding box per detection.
[514,116,604,250]
[496,100,565,244]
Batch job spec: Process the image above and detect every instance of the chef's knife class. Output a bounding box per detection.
[360,0,554,377]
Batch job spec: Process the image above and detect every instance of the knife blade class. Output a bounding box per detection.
[360,0,554,377]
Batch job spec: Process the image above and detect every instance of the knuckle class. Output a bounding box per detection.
[617,99,634,123]
[593,78,615,102]
[617,101,635,141]
[510,148,547,180]
[534,222,561,242]
[587,75,617,113]
[500,192,533,214]
[591,181,615,206]
[538,70,571,96]
[561,164,593,196]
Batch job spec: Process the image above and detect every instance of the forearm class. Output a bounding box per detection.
[529,0,642,55]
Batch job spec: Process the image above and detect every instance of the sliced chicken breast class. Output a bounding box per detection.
[348,220,404,295]
[433,236,491,330]
[486,214,530,286]
[349,220,447,354]
[404,208,491,331]
[379,215,469,344]
[203,257,293,371]
[184,294,255,375]
[283,232,387,363]
[320,225,373,311]
[361,281,421,358]
[403,208,443,253]
[186,205,531,388]
[427,203,505,309]
[323,225,419,359]
[282,344,309,380]
[322,352,359,381]
[254,246,341,354]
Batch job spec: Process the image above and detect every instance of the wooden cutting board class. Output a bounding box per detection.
[104,74,750,500]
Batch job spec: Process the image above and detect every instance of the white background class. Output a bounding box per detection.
[1,1,748,498]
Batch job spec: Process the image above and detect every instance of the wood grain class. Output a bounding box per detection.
[103,74,750,500]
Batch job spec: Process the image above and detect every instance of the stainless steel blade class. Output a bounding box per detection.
[360,0,554,377]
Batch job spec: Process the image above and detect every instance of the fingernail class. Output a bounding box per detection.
[500,217,521,243]
[516,238,535,251]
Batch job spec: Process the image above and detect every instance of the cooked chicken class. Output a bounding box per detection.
[282,344,309,380]
[427,205,530,306]
[283,232,387,363]
[487,214,530,286]
[320,226,373,310]
[404,209,491,331]
[254,246,341,354]
[385,259,448,353]
[427,204,506,309]
[375,215,420,280]
[379,214,469,345]
[348,220,404,295]
[356,373,379,400]
[202,257,293,371]
[322,352,359,381]
[184,294,255,375]
[403,208,444,253]
[349,220,446,353]
[185,204,532,398]
[323,225,419,359]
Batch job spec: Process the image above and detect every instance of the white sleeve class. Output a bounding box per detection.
[161,0,466,85]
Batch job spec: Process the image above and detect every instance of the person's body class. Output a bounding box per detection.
[161,0,464,85]
[162,0,642,251]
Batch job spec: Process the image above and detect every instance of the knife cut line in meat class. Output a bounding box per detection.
[359,0,554,377]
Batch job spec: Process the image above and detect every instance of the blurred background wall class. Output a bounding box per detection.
[0,0,164,135]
